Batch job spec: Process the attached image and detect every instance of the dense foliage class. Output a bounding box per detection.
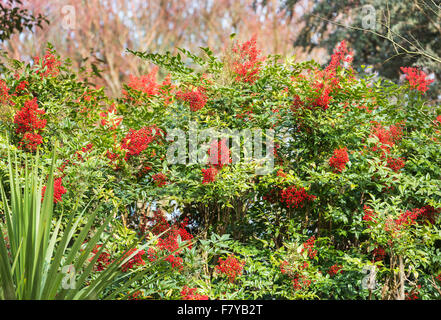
[0,35,441,299]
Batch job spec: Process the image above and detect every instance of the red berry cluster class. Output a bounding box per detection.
[200,138,232,184]
[394,208,425,229]
[292,275,312,291]
[152,172,168,187]
[14,98,44,132]
[419,205,441,224]
[180,286,209,300]
[370,123,403,156]
[324,40,354,78]
[121,126,164,160]
[386,157,406,172]
[0,80,10,104]
[41,177,67,204]
[20,132,43,151]
[123,68,174,106]
[128,290,143,300]
[176,87,208,112]
[202,167,218,184]
[309,41,354,111]
[159,221,193,270]
[362,205,377,223]
[215,255,245,283]
[89,245,111,272]
[15,80,28,94]
[280,186,316,209]
[382,205,439,236]
[231,36,265,84]
[328,264,343,276]
[280,260,311,291]
[280,260,289,274]
[301,236,317,259]
[372,247,386,262]
[124,68,159,98]
[207,138,231,169]
[311,81,332,111]
[393,206,440,229]
[121,248,146,272]
[405,285,421,300]
[400,67,434,93]
[144,210,193,271]
[13,97,47,151]
[140,209,168,235]
[105,150,121,169]
[329,147,349,173]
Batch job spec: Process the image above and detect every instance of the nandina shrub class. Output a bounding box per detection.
[0,35,441,300]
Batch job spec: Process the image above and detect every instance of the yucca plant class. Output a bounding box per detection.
[0,147,175,299]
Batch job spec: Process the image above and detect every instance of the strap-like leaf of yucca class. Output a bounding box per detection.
[0,147,176,299]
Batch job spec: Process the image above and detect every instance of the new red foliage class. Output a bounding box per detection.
[124,68,160,98]
[34,49,61,78]
[400,67,434,93]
